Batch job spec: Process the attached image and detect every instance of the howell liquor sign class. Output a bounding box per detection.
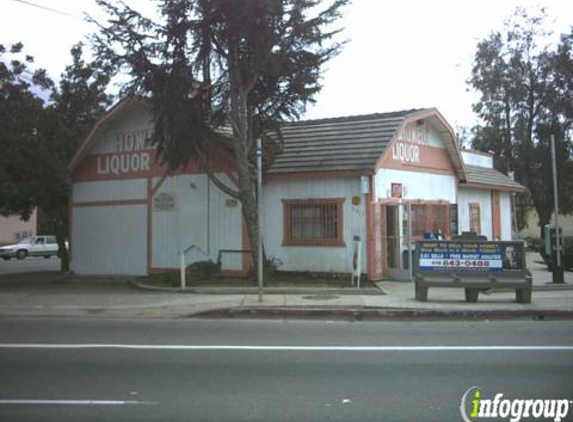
[391,122,429,164]
[74,128,161,181]
[96,129,155,176]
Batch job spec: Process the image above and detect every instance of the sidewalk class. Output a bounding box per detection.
[0,253,571,320]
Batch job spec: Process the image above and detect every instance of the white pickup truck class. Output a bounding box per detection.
[0,236,61,260]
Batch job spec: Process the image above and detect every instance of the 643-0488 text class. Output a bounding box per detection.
[430,260,491,268]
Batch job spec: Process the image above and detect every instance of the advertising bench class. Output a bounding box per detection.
[413,238,532,303]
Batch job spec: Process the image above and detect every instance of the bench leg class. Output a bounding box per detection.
[516,288,532,304]
[415,284,428,302]
[465,288,479,303]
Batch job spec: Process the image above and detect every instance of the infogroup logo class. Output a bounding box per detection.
[460,387,571,422]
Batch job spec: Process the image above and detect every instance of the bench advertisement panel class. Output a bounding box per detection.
[416,241,525,273]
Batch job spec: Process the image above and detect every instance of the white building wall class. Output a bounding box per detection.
[461,151,494,168]
[500,192,513,240]
[152,174,243,270]
[71,205,147,275]
[262,177,367,273]
[426,124,445,148]
[458,188,493,240]
[375,169,457,203]
[73,179,147,202]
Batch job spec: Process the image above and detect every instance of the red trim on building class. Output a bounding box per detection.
[492,190,501,240]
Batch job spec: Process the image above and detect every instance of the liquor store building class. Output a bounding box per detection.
[68,98,525,280]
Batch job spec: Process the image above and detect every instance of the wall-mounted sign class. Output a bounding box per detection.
[392,141,420,164]
[391,122,430,165]
[95,128,154,176]
[154,192,175,211]
[351,196,361,206]
[391,183,402,198]
[400,121,429,145]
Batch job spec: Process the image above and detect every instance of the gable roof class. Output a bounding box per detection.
[267,110,415,174]
[462,165,526,192]
[268,108,468,182]
[68,96,150,172]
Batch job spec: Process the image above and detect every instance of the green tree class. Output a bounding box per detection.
[468,8,573,235]
[0,43,111,271]
[89,0,348,271]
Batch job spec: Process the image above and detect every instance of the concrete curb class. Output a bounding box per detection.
[129,280,387,296]
[192,306,573,321]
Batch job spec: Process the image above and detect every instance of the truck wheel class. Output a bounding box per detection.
[16,250,28,260]
[465,288,479,303]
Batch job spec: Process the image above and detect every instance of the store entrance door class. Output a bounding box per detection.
[385,202,413,281]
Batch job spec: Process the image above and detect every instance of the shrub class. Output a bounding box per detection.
[188,260,221,279]
[525,237,542,252]
[539,236,573,271]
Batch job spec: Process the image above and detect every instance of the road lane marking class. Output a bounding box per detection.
[0,400,155,406]
[1,344,573,351]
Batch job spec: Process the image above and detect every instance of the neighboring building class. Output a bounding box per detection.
[68,97,525,280]
[518,210,573,239]
[0,211,37,245]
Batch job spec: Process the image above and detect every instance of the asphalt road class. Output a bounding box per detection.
[0,319,572,422]
[0,256,60,275]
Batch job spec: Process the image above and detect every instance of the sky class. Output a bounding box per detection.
[1,0,571,131]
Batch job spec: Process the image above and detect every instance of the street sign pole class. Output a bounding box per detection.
[257,138,264,301]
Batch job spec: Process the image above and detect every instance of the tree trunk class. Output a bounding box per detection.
[227,35,261,276]
[52,209,69,272]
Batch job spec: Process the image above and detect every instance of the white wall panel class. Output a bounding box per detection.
[71,205,147,276]
[73,179,147,202]
[375,169,457,203]
[427,124,445,148]
[500,192,513,240]
[461,151,493,168]
[262,177,366,273]
[458,188,493,240]
[152,174,242,270]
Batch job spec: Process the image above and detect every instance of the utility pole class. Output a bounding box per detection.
[256,138,264,301]
[550,135,564,284]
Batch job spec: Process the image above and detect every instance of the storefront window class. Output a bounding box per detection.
[410,202,450,239]
[283,199,345,246]
[469,203,481,234]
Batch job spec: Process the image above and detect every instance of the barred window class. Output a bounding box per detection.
[283,199,345,246]
[410,203,450,238]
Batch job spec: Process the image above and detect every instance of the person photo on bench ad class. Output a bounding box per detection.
[502,245,520,270]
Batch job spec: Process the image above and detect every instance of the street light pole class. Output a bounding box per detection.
[256,138,264,301]
[550,134,564,283]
